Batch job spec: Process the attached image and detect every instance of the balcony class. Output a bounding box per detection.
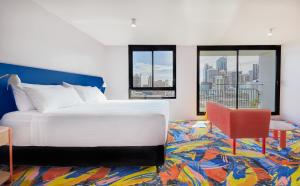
[199,84,262,112]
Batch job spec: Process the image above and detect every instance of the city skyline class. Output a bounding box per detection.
[199,56,262,112]
[133,74,171,87]
[200,55,260,80]
[133,51,173,87]
[201,56,260,87]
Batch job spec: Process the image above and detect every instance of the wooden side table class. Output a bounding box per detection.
[0,126,13,185]
[270,120,296,149]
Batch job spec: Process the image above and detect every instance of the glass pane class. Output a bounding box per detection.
[130,90,175,98]
[153,51,173,87]
[238,50,276,111]
[199,51,237,113]
[132,51,152,87]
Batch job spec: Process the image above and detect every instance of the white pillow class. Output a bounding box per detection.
[11,83,58,111]
[11,85,35,111]
[63,82,107,102]
[24,86,83,113]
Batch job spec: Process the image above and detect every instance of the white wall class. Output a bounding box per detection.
[0,0,200,121]
[104,44,300,123]
[104,46,198,121]
[1,0,299,123]
[103,46,129,100]
[170,46,197,121]
[281,42,300,124]
[0,0,105,76]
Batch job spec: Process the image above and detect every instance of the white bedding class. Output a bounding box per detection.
[0,100,169,147]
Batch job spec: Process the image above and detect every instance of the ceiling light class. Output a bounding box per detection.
[131,18,136,27]
[268,28,273,36]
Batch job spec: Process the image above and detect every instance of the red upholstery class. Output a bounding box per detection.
[206,101,271,154]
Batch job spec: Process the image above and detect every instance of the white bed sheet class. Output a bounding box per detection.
[0,100,169,147]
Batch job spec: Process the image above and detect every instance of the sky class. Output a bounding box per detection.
[133,51,173,86]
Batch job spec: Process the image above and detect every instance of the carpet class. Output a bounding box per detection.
[7,121,300,185]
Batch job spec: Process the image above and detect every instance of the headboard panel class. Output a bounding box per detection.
[0,62,105,119]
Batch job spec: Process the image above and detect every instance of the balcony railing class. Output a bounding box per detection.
[199,83,262,111]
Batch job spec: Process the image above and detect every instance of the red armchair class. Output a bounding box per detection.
[206,102,271,154]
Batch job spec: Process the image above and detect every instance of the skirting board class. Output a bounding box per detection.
[0,145,165,166]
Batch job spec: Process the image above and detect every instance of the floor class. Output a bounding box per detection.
[4,120,300,186]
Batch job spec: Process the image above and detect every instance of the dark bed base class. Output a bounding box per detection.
[0,145,165,166]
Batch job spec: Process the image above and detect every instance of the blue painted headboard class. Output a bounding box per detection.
[0,62,105,119]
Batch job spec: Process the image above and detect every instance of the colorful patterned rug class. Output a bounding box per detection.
[4,121,300,185]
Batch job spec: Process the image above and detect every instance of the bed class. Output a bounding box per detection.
[0,63,168,166]
[1,101,169,147]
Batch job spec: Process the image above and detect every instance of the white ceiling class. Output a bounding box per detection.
[34,0,300,46]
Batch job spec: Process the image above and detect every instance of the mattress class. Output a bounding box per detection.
[0,100,169,147]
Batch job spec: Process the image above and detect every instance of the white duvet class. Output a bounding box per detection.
[0,100,169,147]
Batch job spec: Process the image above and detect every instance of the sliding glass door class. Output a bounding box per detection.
[198,50,237,112]
[238,50,277,111]
[197,46,280,115]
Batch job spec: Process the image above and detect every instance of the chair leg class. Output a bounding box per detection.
[262,137,266,154]
[273,130,279,140]
[280,131,286,149]
[209,122,212,132]
[232,138,236,155]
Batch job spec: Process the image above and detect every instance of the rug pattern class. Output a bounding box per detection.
[8,121,300,185]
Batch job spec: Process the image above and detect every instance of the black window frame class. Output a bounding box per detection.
[129,45,176,99]
[197,45,281,115]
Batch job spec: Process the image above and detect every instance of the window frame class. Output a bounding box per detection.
[129,45,177,99]
[197,45,281,115]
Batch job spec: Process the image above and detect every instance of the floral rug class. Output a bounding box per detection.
[7,121,300,185]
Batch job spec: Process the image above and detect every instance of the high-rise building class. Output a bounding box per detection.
[207,69,218,83]
[164,80,170,87]
[214,75,225,90]
[154,79,170,87]
[133,74,141,87]
[154,80,163,87]
[203,64,212,82]
[201,82,212,90]
[248,70,253,81]
[216,57,227,72]
[224,74,232,85]
[253,64,259,80]
[227,71,242,87]
[148,75,152,87]
[240,74,250,84]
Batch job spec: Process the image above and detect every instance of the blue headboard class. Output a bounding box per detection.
[0,62,105,119]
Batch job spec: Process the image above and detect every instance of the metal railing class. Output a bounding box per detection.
[199,83,262,110]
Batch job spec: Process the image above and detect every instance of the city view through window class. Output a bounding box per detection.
[132,51,173,88]
[198,50,277,113]
[129,46,176,98]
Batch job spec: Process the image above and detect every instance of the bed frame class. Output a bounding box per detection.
[0,62,165,166]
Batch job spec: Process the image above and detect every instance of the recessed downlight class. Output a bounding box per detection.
[268,28,274,36]
[131,18,136,27]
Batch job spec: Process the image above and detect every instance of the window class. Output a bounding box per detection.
[197,45,280,115]
[129,45,176,99]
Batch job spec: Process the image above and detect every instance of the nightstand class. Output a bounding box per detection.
[0,126,13,185]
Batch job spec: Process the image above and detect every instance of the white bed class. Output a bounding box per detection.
[0,100,169,147]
